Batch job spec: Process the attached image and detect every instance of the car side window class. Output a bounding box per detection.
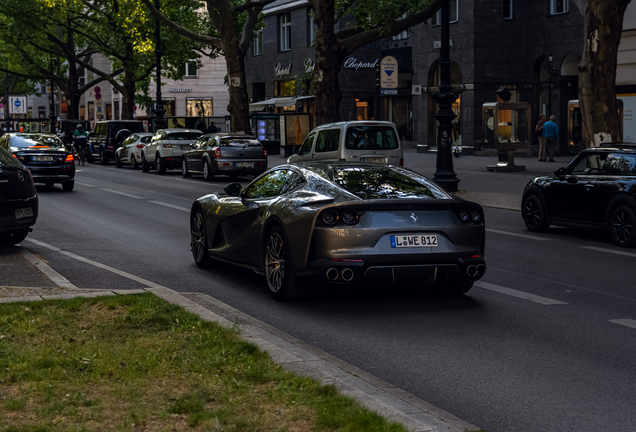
[123,135,137,146]
[570,153,607,175]
[298,132,316,155]
[602,153,636,176]
[243,170,296,199]
[315,129,340,153]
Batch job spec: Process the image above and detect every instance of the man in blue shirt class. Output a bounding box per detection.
[543,115,559,162]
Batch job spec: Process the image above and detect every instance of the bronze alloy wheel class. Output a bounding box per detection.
[264,227,307,301]
[610,205,636,248]
[523,195,549,232]
[191,209,214,268]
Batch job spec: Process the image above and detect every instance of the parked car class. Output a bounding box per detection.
[190,162,486,300]
[57,119,90,146]
[182,134,268,180]
[115,132,154,169]
[141,129,202,174]
[287,121,403,166]
[522,144,636,247]
[0,145,39,246]
[87,120,145,165]
[0,133,75,191]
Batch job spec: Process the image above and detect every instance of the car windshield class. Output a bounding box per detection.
[330,166,449,199]
[10,135,64,149]
[218,138,261,147]
[0,146,23,168]
[345,126,399,150]
[165,133,202,140]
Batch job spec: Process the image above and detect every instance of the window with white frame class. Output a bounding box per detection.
[550,0,568,15]
[503,0,513,19]
[280,13,291,51]
[183,59,198,77]
[308,8,317,45]
[41,84,47,94]
[431,0,458,25]
[253,30,263,56]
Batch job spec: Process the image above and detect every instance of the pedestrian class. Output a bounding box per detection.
[196,118,206,132]
[206,123,218,134]
[535,114,546,162]
[543,115,559,162]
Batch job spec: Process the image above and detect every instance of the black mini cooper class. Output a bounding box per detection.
[522,144,636,247]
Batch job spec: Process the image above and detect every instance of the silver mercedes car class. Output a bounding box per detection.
[190,162,486,300]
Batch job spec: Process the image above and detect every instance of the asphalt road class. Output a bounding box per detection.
[24,161,636,432]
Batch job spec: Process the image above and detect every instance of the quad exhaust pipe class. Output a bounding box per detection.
[325,267,355,282]
[341,268,355,282]
[325,268,339,281]
[466,264,486,278]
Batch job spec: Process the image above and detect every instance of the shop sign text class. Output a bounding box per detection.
[275,63,292,77]
[343,58,379,70]
[433,39,453,49]
[169,88,192,93]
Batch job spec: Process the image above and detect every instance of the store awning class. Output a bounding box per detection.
[249,96,314,111]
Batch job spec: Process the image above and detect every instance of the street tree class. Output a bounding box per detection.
[310,0,440,125]
[141,0,274,133]
[573,0,633,147]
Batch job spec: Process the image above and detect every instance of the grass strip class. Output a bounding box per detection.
[0,292,409,431]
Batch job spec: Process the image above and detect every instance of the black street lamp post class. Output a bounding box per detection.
[49,78,56,133]
[4,57,12,132]
[432,0,459,192]
[153,0,166,131]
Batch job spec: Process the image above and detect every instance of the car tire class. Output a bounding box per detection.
[131,156,139,170]
[141,153,150,172]
[100,149,109,165]
[610,205,636,248]
[522,195,549,232]
[156,153,166,175]
[203,160,214,181]
[62,179,74,192]
[182,160,191,178]
[86,153,94,164]
[264,226,308,301]
[190,208,215,269]
[115,153,122,168]
[0,229,30,247]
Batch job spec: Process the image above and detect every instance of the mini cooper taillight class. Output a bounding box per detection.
[321,209,339,226]
[341,209,359,225]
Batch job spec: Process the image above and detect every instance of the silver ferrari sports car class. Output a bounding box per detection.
[190,162,486,300]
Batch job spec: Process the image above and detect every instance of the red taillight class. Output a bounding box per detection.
[136,144,145,148]
[12,153,18,158]
[399,158,403,166]
[65,154,74,162]
[214,147,221,158]
[262,147,267,157]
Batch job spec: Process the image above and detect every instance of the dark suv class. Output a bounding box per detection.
[88,120,145,165]
[522,144,636,247]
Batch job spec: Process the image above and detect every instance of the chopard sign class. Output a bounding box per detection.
[343,57,379,70]
[274,63,292,77]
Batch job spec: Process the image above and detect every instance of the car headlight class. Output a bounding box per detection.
[321,209,339,226]
[341,209,359,225]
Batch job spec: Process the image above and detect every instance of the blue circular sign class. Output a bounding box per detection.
[14,100,21,107]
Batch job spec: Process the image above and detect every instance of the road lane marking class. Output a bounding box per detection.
[581,246,636,258]
[609,319,636,329]
[149,200,190,212]
[475,281,567,305]
[99,188,144,199]
[486,228,552,241]
[25,238,164,289]
[75,181,96,188]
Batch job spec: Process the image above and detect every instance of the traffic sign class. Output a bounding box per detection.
[9,96,26,114]
[14,100,21,107]
[95,93,102,100]
[94,86,101,93]
[380,56,398,89]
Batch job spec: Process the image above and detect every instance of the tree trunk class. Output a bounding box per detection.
[578,0,631,147]
[223,47,251,133]
[313,0,344,126]
[121,69,136,120]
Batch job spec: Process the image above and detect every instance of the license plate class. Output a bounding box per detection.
[390,234,438,248]
[364,157,386,163]
[235,162,253,168]
[33,156,53,162]
[14,207,34,220]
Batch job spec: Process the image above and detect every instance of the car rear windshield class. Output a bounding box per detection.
[330,166,449,199]
[111,122,145,134]
[165,133,202,140]
[218,138,261,147]
[140,136,152,143]
[345,126,399,150]
[0,146,23,168]
[10,135,65,149]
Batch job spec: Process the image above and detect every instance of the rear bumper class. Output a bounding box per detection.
[26,165,75,183]
[213,160,268,175]
[0,197,38,233]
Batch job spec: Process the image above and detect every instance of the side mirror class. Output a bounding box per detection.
[292,146,300,155]
[224,182,242,197]
[554,167,566,179]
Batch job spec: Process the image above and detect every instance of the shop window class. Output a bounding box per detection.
[38,106,45,118]
[252,82,266,102]
[274,80,296,97]
[308,8,317,46]
[431,0,458,25]
[550,0,568,15]
[279,13,291,51]
[153,99,176,116]
[503,0,513,19]
[187,98,213,117]
[253,30,263,56]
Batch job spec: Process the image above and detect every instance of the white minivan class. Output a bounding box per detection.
[287,121,403,166]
